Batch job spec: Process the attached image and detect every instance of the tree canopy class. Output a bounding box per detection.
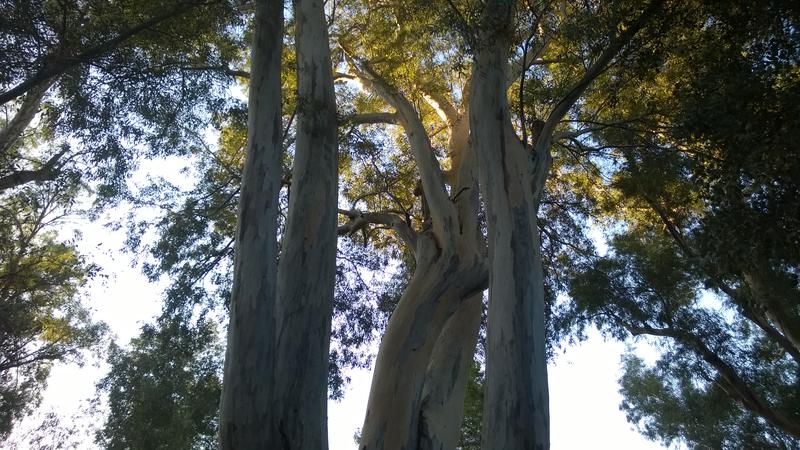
[1,0,798,448]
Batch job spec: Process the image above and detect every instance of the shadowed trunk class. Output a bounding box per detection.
[271,0,339,447]
[219,0,284,447]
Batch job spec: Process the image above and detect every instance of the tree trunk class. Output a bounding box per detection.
[359,232,486,450]
[743,269,800,356]
[218,0,283,447]
[417,293,483,450]
[271,0,339,447]
[0,80,53,156]
[470,2,550,448]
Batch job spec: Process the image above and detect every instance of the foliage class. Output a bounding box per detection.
[0,182,106,441]
[458,362,484,450]
[3,0,799,446]
[96,314,222,450]
[562,0,800,446]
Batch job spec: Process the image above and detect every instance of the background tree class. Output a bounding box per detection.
[563,0,800,446]
[0,181,105,441]
[6,0,790,448]
[96,315,222,449]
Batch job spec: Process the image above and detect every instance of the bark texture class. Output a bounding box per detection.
[417,294,483,450]
[271,0,339,447]
[471,2,550,448]
[218,0,283,447]
[348,61,487,450]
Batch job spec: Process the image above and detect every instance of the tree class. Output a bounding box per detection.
[0,0,244,440]
[217,0,284,446]
[97,315,222,449]
[0,182,106,441]
[65,0,798,448]
[564,0,800,446]
[220,0,340,446]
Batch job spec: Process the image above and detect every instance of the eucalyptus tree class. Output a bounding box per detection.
[217,0,284,446]
[90,0,798,449]
[0,181,106,442]
[97,315,222,449]
[220,0,340,446]
[465,0,666,446]
[1,0,242,197]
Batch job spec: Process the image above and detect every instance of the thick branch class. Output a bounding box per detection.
[0,149,67,192]
[338,208,417,254]
[421,90,459,126]
[0,81,53,155]
[530,0,664,201]
[343,53,457,240]
[537,0,664,146]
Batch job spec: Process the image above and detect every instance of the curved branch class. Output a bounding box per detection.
[1,2,204,105]
[0,80,54,155]
[626,323,800,439]
[342,51,457,241]
[0,148,68,192]
[421,90,459,126]
[537,0,664,148]
[338,208,417,255]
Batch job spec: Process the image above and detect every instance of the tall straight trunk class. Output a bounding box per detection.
[470,1,550,448]
[272,0,339,447]
[219,0,283,447]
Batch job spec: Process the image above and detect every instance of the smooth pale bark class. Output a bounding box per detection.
[271,0,339,447]
[469,2,664,447]
[0,80,52,155]
[470,2,550,449]
[414,98,485,450]
[218,0,283,447]
[350,65,487,450]
[743,269,800,355]
[360,233,486,450]
[417,293,483,450]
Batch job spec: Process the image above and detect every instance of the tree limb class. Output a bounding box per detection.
[341,49,458,241]
[626,323,800,439]
[0,80,54,155]
[338,208,417,255]
[0,149,68,192]
[531,0,665,201]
